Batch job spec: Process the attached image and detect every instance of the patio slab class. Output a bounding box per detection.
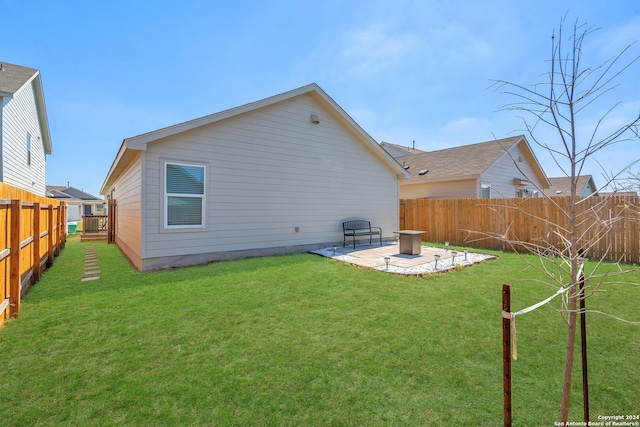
[311,242,495,275]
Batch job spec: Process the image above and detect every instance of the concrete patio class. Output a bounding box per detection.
[311,242,495,275]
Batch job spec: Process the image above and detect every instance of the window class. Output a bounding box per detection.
[27,133,32,166]
[480,183,491,198]
[164,162,206,228]
[517,188,533,198]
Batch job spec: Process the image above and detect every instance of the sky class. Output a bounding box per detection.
[2,0,639,197]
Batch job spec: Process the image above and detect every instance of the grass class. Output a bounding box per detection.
[0,240,638,426]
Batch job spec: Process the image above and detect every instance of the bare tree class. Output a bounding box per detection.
[491,15,640,423]
[615,169,640,194]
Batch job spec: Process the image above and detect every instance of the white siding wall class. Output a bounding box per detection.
[0,97,4,182]
[139,94,400,267]
[110,152,144,269]
[1,82,47,195]
[480,144,544,198]
[400,179,477,199]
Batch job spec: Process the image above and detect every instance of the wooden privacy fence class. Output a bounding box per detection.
[1,183,67,324]
[400,196,640,264]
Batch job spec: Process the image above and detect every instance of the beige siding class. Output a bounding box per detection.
[140,94,399,266]
[400,179,477,199]
[1,82,47,195]
[481,144,544,197]
[111,152,143,269]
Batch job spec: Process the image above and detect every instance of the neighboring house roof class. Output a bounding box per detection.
[543,175,598,197]
[0,61,52,154]
[101,83,409,194]
[46,185,103,201]
[380,141,427,157]
[395,135,551,188]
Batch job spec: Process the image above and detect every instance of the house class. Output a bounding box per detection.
[46,185,105,222]
[0,61,52,196]
[383,136,550,199]
[100,83,409,271]
[543,175,598,197]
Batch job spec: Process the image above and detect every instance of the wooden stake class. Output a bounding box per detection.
[502,284,512,427]
[579,272,589,422]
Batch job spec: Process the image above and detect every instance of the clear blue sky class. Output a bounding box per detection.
[3,0,639,197]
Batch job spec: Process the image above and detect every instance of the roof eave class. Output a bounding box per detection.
[32,73,53,154]
[115,83,409,180]
[497,136,551,190]
[100,141,141,195]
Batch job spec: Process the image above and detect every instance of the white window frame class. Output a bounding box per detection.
[163,161,206,229]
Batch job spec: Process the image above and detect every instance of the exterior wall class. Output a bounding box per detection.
[111,152,144,270]
[0,97,4,182]
[67,201,82,222]
[480,144,544,198]
[0,82,47,196]
[580,183,594,197]
[137,94,401,270]
[400,179,477,199]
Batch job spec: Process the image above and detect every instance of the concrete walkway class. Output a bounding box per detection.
[311,242,495,275]
[81,245,101,282]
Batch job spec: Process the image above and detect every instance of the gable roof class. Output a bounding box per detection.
[395,135,551,188]
[101,83,409,194]
[46,185,103,201]
[543,175,598,197]
[0,61,53,154]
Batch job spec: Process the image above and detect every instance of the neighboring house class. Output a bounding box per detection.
[543,175,598,197]
[384,135,551,199]
[46,185,105,222]
[0,61,52,196]
[100,83,409,271]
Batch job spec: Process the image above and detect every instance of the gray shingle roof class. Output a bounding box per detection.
[46,186,102,201]
[380,141,427,157]
[0,61,39,95]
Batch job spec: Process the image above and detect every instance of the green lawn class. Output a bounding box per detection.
[0,240,638,426]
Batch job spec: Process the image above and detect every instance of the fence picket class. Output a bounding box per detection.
[401,196,640,264]
[0,183,66,322]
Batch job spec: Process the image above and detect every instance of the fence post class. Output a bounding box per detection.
[47,204,54,267]
[502,284,512,427]
[54,205,60,254]
[61,202,67,248]
[108,199,117,244]
[9,200,21,318]
[33,203,41,282]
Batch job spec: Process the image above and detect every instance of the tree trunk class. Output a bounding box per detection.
[560,290,578,422]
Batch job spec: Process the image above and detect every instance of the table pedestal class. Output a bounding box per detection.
[394,230,425,255]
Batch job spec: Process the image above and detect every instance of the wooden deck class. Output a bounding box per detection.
[81,214,110,242]
[81,233,108,242]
